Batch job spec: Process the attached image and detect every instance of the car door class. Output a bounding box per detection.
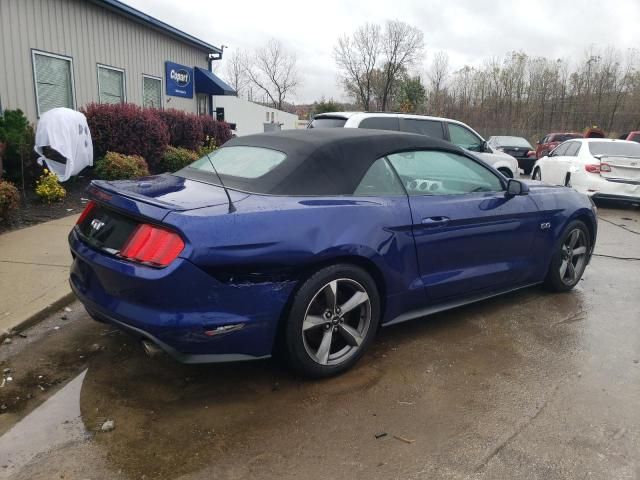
[386,149,540,303]
[560,141,581,184]
[544,142,571,184]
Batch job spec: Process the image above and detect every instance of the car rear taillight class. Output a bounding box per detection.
[585,163,612,174]
[76,200,96,225]
[119,224,184,267]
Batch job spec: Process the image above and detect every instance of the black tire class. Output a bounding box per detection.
[532,168,542,181]
[543,220,591,292]
[498,167,513,178]
[523,166,533,176]
[284,264,380,378]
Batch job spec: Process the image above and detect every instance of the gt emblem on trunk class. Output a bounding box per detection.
[90,219,105,232]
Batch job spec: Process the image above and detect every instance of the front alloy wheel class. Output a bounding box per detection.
[558,228,588,286]
[284,264,380,377]
[544,220,591,292]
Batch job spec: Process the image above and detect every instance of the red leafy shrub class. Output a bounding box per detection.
[199,116,232,148]
[82,103,169,172]
[156,109,204,151]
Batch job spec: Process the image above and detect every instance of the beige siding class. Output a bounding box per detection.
[0,0,211,122]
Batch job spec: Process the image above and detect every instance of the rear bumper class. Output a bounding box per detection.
[572,173,640,203]
[69,229,296,362]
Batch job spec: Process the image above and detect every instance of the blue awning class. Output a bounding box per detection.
[194,67,236,96]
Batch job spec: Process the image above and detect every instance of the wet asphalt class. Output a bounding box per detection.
[0,203,639,480]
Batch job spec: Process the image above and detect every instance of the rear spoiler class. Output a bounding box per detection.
[87,182,173,223]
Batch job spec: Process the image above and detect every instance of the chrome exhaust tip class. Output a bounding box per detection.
[141,340,163,357]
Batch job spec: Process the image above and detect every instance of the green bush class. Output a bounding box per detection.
[94,152,150,180]
[35,169,66,203]
[0,179,20,219]
[0,109,37,183]
[197,144,217,158]
[159,146,198,172]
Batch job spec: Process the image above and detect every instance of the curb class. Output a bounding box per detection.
[1,291,76,340]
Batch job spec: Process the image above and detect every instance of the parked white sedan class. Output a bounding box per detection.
[532,138,640,203]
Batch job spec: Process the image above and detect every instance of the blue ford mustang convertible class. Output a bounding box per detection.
[69,129,597,377]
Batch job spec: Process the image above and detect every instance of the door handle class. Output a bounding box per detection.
[421,216,450,226]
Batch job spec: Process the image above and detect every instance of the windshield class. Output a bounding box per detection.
[493,136,532,148]
[588,141,640,157]
[554,133,581,142]
[308,117,347,128]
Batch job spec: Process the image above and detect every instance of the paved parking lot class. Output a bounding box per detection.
[0,203,639,480]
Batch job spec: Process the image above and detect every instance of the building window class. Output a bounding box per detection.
[97,64,125,104]
[143,75,162,108]
[32,50,75,116]
[265,112,270,122]
[197,93,208,116]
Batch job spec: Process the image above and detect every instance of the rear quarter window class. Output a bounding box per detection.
[358,117,399,131]
[308,117,347,128]
[400,119,445,139]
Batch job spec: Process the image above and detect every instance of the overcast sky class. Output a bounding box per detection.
[127,0,640,104]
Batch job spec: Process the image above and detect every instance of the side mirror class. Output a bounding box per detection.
[481,140,489,153]
[506,179,529,196]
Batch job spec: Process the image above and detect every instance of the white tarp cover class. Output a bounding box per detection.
[34,107,93,182]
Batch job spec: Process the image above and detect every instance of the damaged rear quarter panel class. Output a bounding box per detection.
[163,193,423,321]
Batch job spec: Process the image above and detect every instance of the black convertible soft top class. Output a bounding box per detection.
[179,128,464,195]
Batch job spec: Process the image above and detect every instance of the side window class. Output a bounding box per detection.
[565,142,581,156]
[387,150,503,196]
[401,119,445,139]
[447,123,483,151]
[551,143,570,157]
[358,116,399,131]
[353,158,405,196]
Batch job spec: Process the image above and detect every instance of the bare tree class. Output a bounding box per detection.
[223,49,249,98]
[379,20,425,111]
[333,23,380,110]
[244,39,299,110]
[427,51,450,114]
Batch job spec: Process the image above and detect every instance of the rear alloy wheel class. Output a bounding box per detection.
[284,264,380,377]
[532,168,542,180]
[544,220,591,292]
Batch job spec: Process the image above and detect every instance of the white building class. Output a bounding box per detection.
[211,96,300,136]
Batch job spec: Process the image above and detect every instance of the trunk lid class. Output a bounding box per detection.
[78,174,249,255]
[600,156,640,183]
[91,174,248,214]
